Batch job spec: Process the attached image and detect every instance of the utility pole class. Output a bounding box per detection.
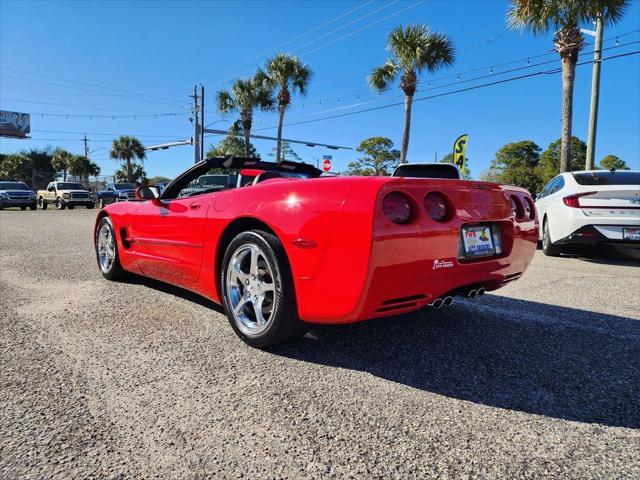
[585,17,603,170]
[190,86,201,164]
[84,133,88,157]
[200,85,205,162]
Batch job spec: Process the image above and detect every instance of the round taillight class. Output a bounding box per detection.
[510,195,524,219]
[382,192,413,224]
[423,192,449,222]
[523,196,535,219]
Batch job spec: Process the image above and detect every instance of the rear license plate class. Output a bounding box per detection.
[623,227,640,241]
[461,224,499,258]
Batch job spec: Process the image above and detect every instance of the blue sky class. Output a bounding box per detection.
[1,0,639,179]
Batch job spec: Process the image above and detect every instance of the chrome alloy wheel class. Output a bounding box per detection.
[225,243,277,337]
[97,223,116,273]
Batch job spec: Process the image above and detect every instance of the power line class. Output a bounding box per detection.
[0,67,185,106]
[27,111,187,119]
[288,29,639,108]
[253,49,640,130]
[296,0,426,58]
[260,39,639,124]
[206,0,376,85]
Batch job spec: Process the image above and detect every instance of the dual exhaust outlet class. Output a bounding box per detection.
[429,286,486,309]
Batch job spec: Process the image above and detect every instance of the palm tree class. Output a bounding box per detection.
[508,0,628,173]
[369,24,454,163]
[217,73,274,158]
[52,148,72,180]
[264,53,312,162]
[68,155,100,187]
[109,136,146,182]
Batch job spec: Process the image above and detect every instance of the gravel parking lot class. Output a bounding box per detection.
[1,208,639,479]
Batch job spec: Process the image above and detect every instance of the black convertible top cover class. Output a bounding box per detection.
[206,157,322,177]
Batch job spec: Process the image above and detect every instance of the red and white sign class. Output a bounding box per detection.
[322,156,332,172]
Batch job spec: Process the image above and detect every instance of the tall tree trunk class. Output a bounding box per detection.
[560,56,577,173]
[276,103,286,163]
[63,169,67,181]
[126,157,132,183]
[400,94,413,164]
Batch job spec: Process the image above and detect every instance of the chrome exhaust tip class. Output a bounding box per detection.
[467,289,478,299]
[443,296,454,307]
[476,287,486,297]
[431,298,444,309]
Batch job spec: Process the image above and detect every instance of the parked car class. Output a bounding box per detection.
[0,181,37,210]
[179,174,233,197]
[97,183,137,208]
[154,182,171,194]
[37,181,94,210]
[94,157,538,348]
[393,162,462,179]
[535,170,640,256]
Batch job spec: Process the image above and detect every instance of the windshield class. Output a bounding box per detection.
[573,171,640,186]
[114,183,136,190]
[57,182,85,190]
[197,175,228,186]
[0,182,29,190]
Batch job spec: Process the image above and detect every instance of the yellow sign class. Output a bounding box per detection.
[453,134,468,171]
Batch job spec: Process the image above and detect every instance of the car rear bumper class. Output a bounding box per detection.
[556,224,640,248]
[0,199,37,208]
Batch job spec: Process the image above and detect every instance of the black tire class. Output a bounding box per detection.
[542,217,562,257]
[20,206,26,210]
[29,203,37,210]
[67,204,75,210]
[86,203,94,209]
[95,216,126,280]
[39,197,48,210]
[55,198,65,210]
[221,230,307,348]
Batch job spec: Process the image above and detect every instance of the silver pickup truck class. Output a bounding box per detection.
[37,181,95,210]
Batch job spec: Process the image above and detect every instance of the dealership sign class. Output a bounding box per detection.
[0,110,30,138]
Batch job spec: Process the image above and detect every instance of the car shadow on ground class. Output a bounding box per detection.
[538,242,640,264]
[274,296,640,429]
[122,275,226,314]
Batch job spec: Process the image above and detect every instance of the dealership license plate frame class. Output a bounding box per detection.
[460,224,501,259]
[622,227,640,241]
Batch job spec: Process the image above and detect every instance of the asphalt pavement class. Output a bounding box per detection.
[1,208,638,479]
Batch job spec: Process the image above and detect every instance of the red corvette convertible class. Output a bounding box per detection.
[94,157,538,347]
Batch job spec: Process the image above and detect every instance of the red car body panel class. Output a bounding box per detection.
[96,175,538,325]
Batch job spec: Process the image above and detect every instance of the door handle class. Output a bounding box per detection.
[189,203,202,210]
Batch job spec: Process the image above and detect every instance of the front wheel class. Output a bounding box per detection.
[542,218,562,257]
[20,206,26,211]
[95,216,125,280]
[67,204,75,210]
[86,203,94,209]
[221,230,307,348]
[55,198,65,210]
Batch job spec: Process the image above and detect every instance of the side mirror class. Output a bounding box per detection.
[135,186,159,200]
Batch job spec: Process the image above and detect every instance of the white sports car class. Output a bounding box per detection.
[535,170,640,256]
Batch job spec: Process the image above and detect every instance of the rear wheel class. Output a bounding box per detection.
[542,217,562,257]
[39,197,48,210]
[221,230,307,348]
[95,216,125,280]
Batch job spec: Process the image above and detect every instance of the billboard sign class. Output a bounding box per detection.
[0,110,30,138]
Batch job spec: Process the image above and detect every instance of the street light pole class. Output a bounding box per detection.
[585,17,603,170]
